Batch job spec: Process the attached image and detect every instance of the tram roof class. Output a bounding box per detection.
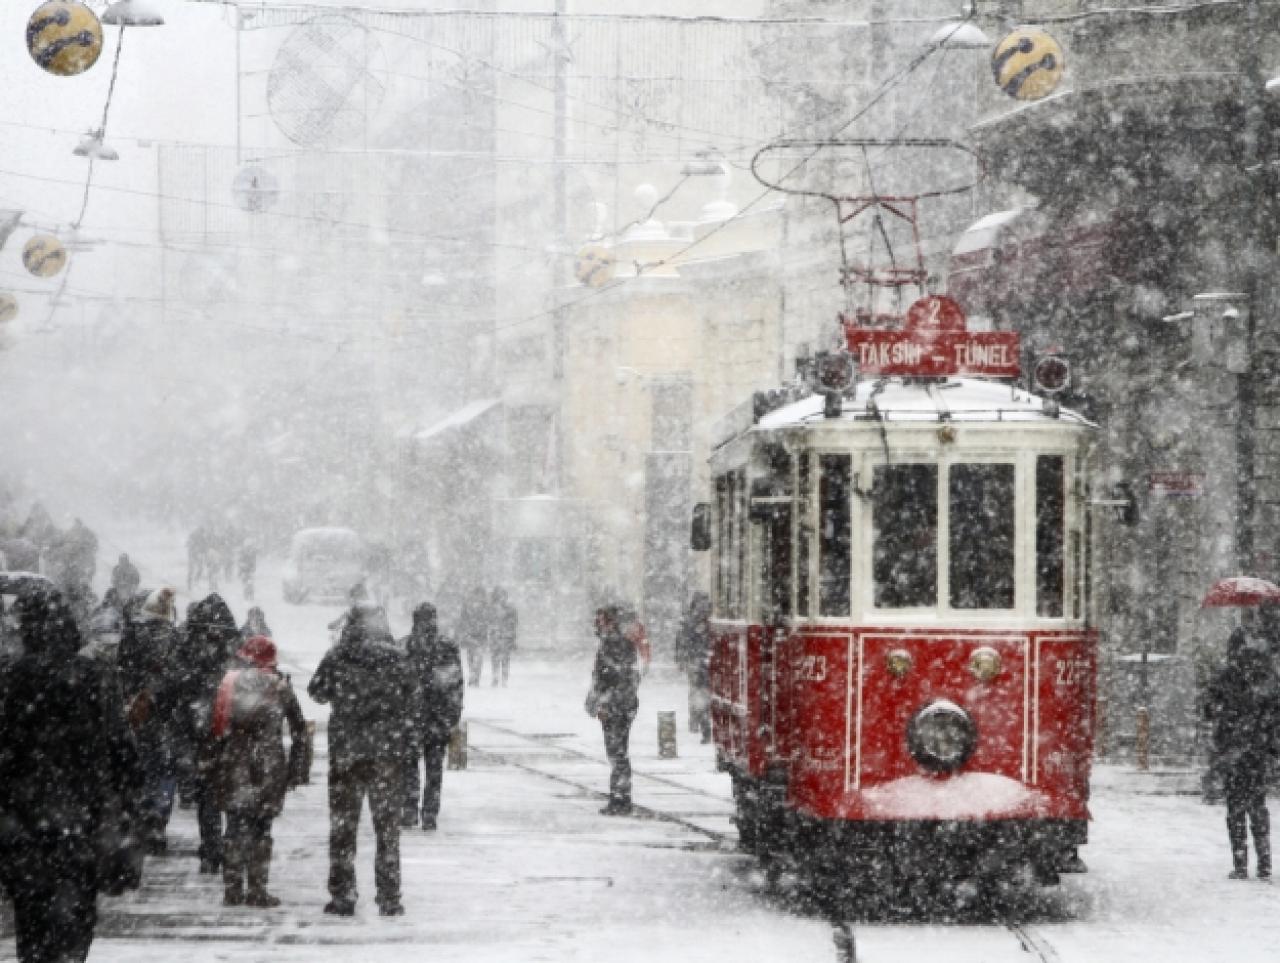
[714,377,1092,449]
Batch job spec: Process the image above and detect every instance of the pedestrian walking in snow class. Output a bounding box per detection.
[111,553,141,601]
[458,585,491,686]
[210,635,307,907]
[0,583,144,963]
[308,600,416,916]
[117,587,181,854]
[677,592,713,743]
[400,603,464,829]
[1205,626,1280,879]
[237,538,258,602]
[172,593,241,873]
[488,586,518,687]
[584,604,641,816]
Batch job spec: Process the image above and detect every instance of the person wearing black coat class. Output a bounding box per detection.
[1205,627,1280,879]
[171,593,241,872]
[0,584,143,963]
[308,601,416,916]
[676,592,712,743]
[116,587,180,854]
[584,604,641,816]
[400,603,464,830]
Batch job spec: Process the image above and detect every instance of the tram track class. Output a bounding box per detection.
[469,720,1065,963]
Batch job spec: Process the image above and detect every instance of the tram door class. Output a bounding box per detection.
[753,502,791,758]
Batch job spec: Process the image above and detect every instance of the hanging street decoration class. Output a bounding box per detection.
[0,293,18,323]
[22,235,68,278]
[991,27,1065,102]
[574,244,616,288]
[26,1,104,77]
[232,165,281,214]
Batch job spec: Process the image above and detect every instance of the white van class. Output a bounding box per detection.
[282,527,367,604]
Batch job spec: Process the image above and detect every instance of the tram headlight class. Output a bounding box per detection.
[885,648,913,679]
[969,646,1002,683]
[907,699,977,774]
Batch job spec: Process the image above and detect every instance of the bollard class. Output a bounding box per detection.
[657,710,678,759]
[301,721,316,784]
[447,721,468,770]
[1135,706,1150,772]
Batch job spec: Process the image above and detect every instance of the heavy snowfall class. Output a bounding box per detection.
[4,1,1280,962]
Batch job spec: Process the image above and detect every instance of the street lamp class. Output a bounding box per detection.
[928,21,992,50]
[101,0,164,26]
[72,129,118,161]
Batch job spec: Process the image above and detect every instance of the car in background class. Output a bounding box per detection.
[282,527,367,604]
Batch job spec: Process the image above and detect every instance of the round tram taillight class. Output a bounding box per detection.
[906,699,977,774]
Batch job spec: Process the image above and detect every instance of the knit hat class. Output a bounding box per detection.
[140,587,176,623]
[238,634,278,670]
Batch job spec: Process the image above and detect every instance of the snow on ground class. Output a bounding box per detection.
[4,522,1280,961]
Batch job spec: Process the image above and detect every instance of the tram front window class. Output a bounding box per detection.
[950,463,1015,609]
[873,464,938,608]
[1036,455,1066,618]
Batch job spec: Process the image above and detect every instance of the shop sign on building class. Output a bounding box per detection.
[1148,471,1205,498]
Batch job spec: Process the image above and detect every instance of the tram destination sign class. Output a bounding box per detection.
[844,295,1021,378]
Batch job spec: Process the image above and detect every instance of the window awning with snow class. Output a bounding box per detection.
[413,398,501,443]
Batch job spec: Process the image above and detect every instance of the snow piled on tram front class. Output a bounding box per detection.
[754,377,1093,431]
[860,772,1048,820]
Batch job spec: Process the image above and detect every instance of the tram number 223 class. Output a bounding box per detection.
[793,654,828,683]
[1054,657,1090,690]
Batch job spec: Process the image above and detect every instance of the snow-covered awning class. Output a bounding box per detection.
[413,398,500,443]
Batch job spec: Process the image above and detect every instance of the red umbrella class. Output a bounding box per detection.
[1201,576,1280,607]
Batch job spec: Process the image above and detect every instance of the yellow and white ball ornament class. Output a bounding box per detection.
[991,27,1065,102]
[574,244,616,289]
[26,1,104,77]
[22,235,68,278]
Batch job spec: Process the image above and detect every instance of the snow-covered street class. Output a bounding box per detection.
[0,525,1276,961]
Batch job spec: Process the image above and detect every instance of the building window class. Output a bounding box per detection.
[950,463,1016,610]
[873,464,938,608]
[818,454,852,617]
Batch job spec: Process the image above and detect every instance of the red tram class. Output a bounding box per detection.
[697,302,1097,891]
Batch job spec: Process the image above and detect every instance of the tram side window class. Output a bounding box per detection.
[715,470,747,619]
[950,463,1015,609]
[796,453,811,618]
[1036,455,1066,618]
[873,464,938,608]
[818,454,852,616]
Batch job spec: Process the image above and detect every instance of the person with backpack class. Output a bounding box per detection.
[209,635,308,907]
[584,604,642,816]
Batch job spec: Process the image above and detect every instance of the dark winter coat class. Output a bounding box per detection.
[210,666,307,815]
[308,603,416,769]
[489,596,518,654]
[676,593,712,687]
[117,612,180,726]
[403,604,464,743]
[1205,636,1280,777]
[0,586,143,894]
[171,594,240,740]
[457,591,491,652]
[586,622,641,720]
[111,557,141,601]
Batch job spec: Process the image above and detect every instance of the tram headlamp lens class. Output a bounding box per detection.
[969,646,1002,683]
[907,700,977,774]
[885,649,913,678]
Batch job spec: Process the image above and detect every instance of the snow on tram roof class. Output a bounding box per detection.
[753,377,1092,433]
